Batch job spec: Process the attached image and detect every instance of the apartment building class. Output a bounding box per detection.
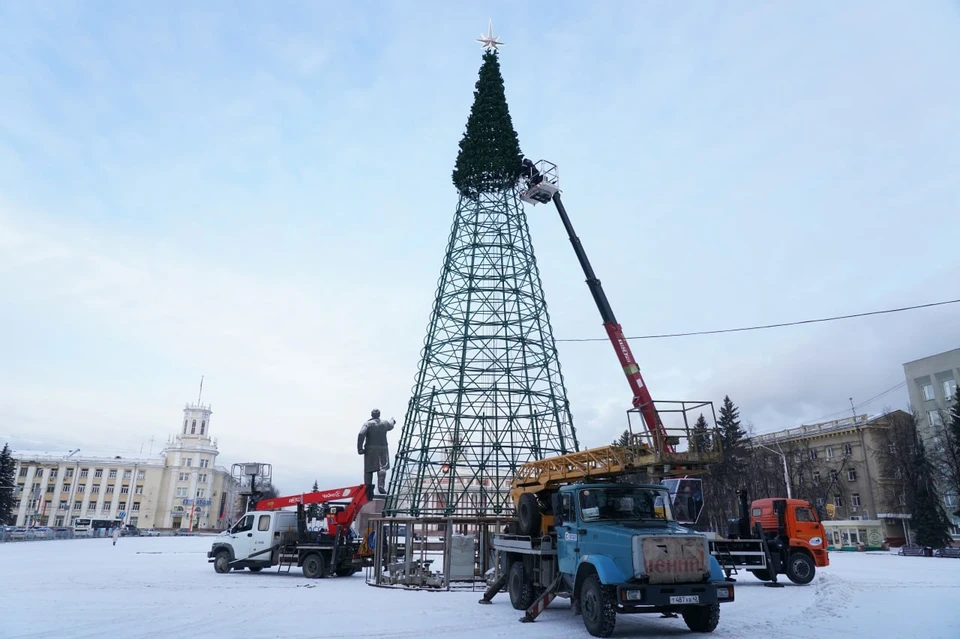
[903,347,960,530]
[749,411,913,545]
[12,401,240,531]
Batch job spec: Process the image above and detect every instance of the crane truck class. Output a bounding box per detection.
[207,484,378,578]
[474,163,733,637]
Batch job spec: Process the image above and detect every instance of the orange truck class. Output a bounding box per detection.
[708,491,829,585]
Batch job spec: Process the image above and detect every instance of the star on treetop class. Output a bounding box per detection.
[475,20,503,52]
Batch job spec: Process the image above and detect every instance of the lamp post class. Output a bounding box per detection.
[756,442,792,499]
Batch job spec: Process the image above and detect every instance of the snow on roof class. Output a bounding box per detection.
[12,450,166,465]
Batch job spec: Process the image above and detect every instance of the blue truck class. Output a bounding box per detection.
[481,481,734,637]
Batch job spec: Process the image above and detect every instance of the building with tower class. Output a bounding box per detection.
[10,399,240,531]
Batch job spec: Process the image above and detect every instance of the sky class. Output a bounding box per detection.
[1,1,958,494]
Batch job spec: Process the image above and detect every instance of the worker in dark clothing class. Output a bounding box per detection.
[522,158,543,186]
[358,409,396,496]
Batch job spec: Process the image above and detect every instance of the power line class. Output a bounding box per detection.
[811,381,907,423]
[555,297,960,342]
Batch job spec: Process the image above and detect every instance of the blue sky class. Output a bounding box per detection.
[1,1,958,493]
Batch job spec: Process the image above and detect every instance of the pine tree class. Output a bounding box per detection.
[909,436,953,549]
[0,443,16,525]
[944,386,960,517]
[691,413,712,454]
[717,395,747,456]
[612,429,630,447]
[306,480,320,521]
[451,50,524,199]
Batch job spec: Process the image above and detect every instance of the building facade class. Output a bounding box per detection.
[748,412,913,545]
[903,347,960,530]
[11,401,240,531]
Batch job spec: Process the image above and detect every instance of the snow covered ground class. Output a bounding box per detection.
[4,535,960,638]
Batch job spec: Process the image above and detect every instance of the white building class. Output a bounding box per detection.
[11,401,240,531]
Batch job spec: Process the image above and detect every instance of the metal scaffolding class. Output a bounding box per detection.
[384,187,579,519]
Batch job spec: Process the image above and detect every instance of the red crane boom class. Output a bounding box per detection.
[253,484,369,538]
[522,163,674,453]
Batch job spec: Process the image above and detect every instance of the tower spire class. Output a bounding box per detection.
[197,375,204,405]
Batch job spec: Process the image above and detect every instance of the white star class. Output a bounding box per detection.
[475,19,503,52]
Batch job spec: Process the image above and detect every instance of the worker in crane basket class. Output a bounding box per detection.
[358,408,396,495]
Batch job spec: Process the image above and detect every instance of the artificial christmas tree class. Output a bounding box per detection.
[384,40,578,519]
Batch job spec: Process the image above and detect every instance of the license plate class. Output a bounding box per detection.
[669,595,700,604]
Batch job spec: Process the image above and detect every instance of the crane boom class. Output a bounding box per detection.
[252,484,369,538]
[549,191,674,453]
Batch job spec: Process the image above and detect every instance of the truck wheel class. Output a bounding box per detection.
[508,561,536,611]
[248,567,263,573]
[580,574,616,638]
[517,493,541,537]
[213,550,231,574]
[335,566,358,577]
[682,602,720,633]
[785,552,815,585]
[302,553,326,579]
[749,569,772,581]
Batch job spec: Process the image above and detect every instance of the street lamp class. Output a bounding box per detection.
[755,442,792,499]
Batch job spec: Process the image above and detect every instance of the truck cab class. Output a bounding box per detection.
[493,482,733,637]
[210,511,299,573]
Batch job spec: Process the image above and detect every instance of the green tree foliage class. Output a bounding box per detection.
[451,50,524,198]
[691,413,712,454]
[717,395,747,460]
[307,480,321,520]
[611,429,630,447]
[702,396,749,531]
[0,443,15,525]
[943,387,960,516]
[910,435,954,548]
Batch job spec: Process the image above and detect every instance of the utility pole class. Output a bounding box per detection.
[757,442,792,499]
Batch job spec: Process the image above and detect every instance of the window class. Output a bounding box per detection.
[77,484,85,493]
[74,501,82,510]
[183,419,188,433]
[199,473,208,483]
[59,500,67,510]
[129,517,139,527]
[927,410,944,427]
[852,493,861,507]
[809,448,819,460]
[844,443,853,456]
[813,471,821,483]
[123,470,132,480]
[191,420,197,434]
[109,469,117,479]
[62,483,71,493]
[200,459,209,469]
[848,468,857,481]
[196,489,205,498]
[233,515,254,534]
[80,468,89,478]
[945,379,958,400]
[120,486,129,495]
[106,485,114,494]
[65,468,73,478]
[921,383,935,401]
[104,501,111,510]
[134,485,143,495]
[92,485,100,494]
[176,487,188,497]
[178,472,188,482]
[49,469,57,478]
[258,514,271,531]
[55,516,64,526]
[46,484,55,493]
[795,507,815,522]
[132,502,140,512]
[834,494,843,507]
[200,420,206,435]
[830,471,839,481]
[826,447,834,459]
[87,503,97,512]
[94,469,103,478]
[184,458,193,467]
[137,470,145,480]
[19,467,28,477]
